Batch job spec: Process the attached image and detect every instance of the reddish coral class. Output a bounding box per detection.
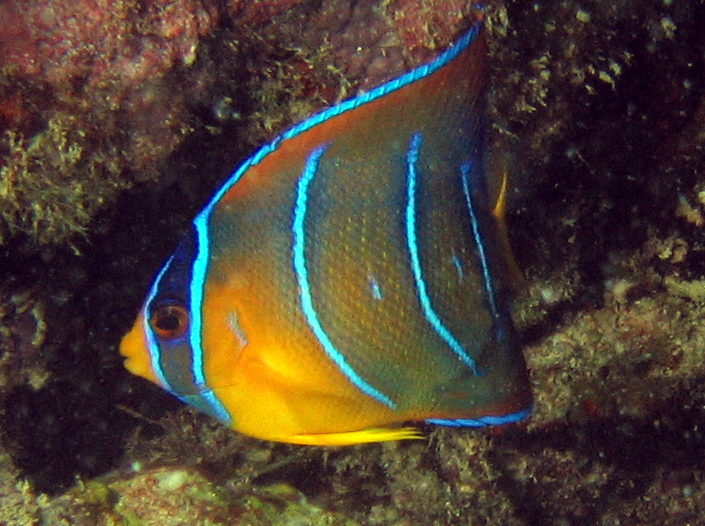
[290,0,479,92]
[0,0,224,244]
[0,0,218,92]
[228,0,309,26]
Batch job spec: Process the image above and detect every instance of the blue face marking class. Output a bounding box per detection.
[292,145,396,409]
[142,227,232,426]
[190,389,232,424]
[143,258,176,391]
[404,132,479,376]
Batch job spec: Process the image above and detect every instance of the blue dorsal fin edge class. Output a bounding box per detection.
[198,19,485,220]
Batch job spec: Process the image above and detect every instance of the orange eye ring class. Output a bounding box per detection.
[149,303,189,339]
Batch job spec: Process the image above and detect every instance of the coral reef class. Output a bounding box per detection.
[0,462,360,525]
[1,0,705,524]
[0,0,220,246]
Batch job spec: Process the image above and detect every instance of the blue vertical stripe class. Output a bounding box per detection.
[190,215,210,390]
[460,163,501,327]
[189,215,233,423]
[405,133,479,375]
[292,145,396,409]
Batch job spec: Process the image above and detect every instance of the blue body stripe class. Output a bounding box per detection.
[460,164,500,327]
[405,133,479,375]
[190,215,209,389]
[188,216,232,423]
[292,145,396,409]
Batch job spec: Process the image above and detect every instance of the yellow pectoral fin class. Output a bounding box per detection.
[284,426,424,446]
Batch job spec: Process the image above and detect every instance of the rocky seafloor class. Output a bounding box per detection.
[1,0,705,524]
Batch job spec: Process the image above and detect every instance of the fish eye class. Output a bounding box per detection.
[150,303,189,339]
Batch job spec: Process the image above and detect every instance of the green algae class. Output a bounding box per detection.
[5,466,360,526]
[0,452,39,526]
[0,114,127,248]
[665,276,705,302]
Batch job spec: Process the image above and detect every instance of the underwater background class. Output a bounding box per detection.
[1,0,705,524]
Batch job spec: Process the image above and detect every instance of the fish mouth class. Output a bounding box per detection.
[119,313,156,382]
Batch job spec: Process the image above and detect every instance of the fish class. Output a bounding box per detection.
[119,13,533,446]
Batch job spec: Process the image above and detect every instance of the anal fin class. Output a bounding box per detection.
[284,426,423,446]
